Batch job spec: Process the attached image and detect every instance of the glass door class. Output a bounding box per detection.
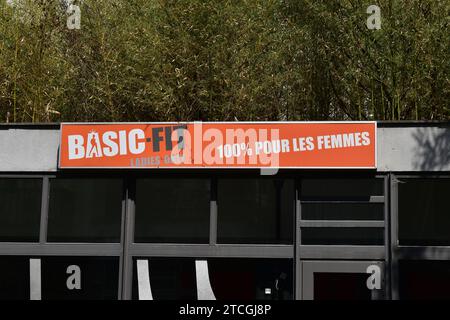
[302,261,384,300]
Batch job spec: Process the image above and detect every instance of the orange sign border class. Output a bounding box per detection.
[58,121,377,169]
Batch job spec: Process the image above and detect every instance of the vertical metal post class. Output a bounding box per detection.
[210,178,218,245]
[294,179,302,300]
[117,176,128,300]
[390,174,399,300]
[122,177,136,300]
[39,177,50,244]
[384,174,391,300]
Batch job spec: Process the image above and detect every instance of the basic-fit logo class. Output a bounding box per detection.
[67,125,186,160]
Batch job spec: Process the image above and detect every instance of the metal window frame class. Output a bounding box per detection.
[0,174,125,299]
[301,260,385,300]
[0,174,46,243]
[390,173,450,300]
[0,172,297,300]
[296,174,389,300]
[0,172,391,301]
[299,221,384,228]
[122,173,296,300]
[5,171,450,300]
[298,175,387,251]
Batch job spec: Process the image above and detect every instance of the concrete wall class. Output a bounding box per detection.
[0,128,59,172]
[0,125,449,172]
[377,126,450,172]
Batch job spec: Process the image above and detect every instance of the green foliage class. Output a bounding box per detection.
[0,0,448,122]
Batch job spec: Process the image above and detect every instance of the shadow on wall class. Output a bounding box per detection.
[412,127,450,171]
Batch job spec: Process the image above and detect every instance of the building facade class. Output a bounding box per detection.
[0,122,449,300]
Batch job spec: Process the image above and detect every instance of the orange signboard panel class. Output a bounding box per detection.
[59,122,377,169]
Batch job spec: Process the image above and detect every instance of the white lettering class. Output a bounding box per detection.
[128,129,145,155]
[102,131,118,157]
[68,135,84,160]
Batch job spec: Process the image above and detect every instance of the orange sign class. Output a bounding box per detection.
[59,122,377,169]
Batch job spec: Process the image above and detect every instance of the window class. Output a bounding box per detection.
[132,258,197,300]
[0,256,119,300]
[0,256,30,299]
[301,178,384,200]
[132,258,293,300]
[398,178,450,246]
[217,179,294,244]
[47,178,123,242]
[399,260,450,299]
[0,178,42,242]
[134,178,211,243]
[300,178,384,222]
[301,203,384,221]
[300,178,384,246]
[314,273,372,300]
[301,227,384,245]
[42,256,119,300]
[207,258,293,300]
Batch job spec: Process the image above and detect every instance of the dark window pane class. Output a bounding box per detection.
[302,203,384,220]
[218,179,294,244]
[132,258,293,300]
[135,179,210,243]
[399,260,450,299]
[301,227,384,245]
[48,179,122,242]
[0,256,119,300]
[314,273,372,300]
[132,258,197,300]
[208,259,293,300]
[399,178,450,246]
[42,256,119,300]
[301,178,383,200]
[0,256,30,299]
[0,179,42,242]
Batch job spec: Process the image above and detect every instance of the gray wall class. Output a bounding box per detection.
[0,128,59,172]
[0,125,449,172]
[377,126,450,172]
